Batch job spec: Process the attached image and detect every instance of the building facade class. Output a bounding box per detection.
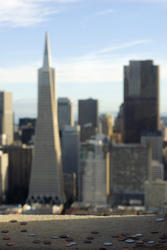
[99,114,113,138]
[62,125,80,175]
[78,98,98,142]
[3,145,32,204]
[141,132,162,162]
[114,104,124,135]
[145,180,167,211]
[123,60,160,143]
[0,91,13,145]
[58,98,74,131]
[19,118,36,145]
[110,144,151,205]
[79,140,110,205]
[62,125,80,200]
[0,151,8,202]
[151,160,164,181]
[28,33,65,204]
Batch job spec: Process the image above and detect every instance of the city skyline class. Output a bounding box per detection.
[0,0,167,119]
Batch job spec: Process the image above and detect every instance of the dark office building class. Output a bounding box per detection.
[19,118,36,144]
[19,118,36,128]
[2,145,33,204]
[62,125,80,175]
[78,98,98,142]
[61,125,80,201]
[123,60,160,143]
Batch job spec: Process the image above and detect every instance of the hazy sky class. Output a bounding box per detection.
[0,0,167,120]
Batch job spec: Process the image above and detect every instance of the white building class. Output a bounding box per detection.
[79,139,110,206]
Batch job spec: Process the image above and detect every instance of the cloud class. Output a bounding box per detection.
[35,0,78,2]
[0,58,122,84]
[0,64,38,83]
[0,39,156,85]
[85,40,151,57]
[95,9,114,16]
[57,58,123,83]
[0,0,79,27]
[125,0,167,3]
[83,8,114,26]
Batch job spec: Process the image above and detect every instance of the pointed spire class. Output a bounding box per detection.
[43,32,51,69]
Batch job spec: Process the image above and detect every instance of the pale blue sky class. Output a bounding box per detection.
[0,0,167,120]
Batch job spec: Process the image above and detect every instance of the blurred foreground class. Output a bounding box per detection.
[0,214,166,249]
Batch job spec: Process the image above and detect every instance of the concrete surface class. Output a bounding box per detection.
[0,214,165,249]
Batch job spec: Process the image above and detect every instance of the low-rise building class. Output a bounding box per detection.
[145,180,167,211]
[110,144,152,206]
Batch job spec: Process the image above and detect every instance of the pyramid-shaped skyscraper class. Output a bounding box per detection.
[28,33,65,204]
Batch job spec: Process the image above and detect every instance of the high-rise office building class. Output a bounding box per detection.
[123,60,160,143]
[58,98,74,131]
[62,125,80,200]
[79,139,110,205]
[62,125,80,175]
[0,91,13,145]
[78,98,98,142]
[28,33,65,204]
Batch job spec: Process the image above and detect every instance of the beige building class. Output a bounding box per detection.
[163,127,167,142]
[0,151,8,201]
[145,180,167,211]
[0,91,13,145]
[28,33,65,204]
[151,160,164,181]
[99,114,113,138]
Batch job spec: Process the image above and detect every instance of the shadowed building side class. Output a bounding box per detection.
[123,60,160,143]
[78,98,98,142]
[27,33,65,204]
